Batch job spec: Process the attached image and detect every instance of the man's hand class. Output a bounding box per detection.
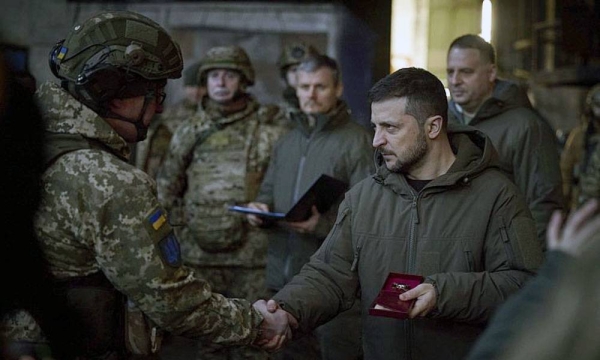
[285,205,320,234]
[246,202,269,227]
[252,299,297,352]
[399,283,437,318]
[548,199,600,257]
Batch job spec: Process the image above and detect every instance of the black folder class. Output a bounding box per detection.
[229,174,348,222]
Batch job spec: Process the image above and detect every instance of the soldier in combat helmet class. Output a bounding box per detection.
[156,45,288,359]
[277,42,319,110]
[135,60,204,179]
[1,11,292,360]
[561,84,600,210]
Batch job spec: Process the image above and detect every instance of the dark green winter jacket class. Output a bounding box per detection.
[255,101,374,291]
[273,126,544,360]
[448,79,563,248]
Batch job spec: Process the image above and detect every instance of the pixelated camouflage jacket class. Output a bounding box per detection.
[135,98,197,178]
[3,82,262,345]
[156,95,288,267]
[560,119,600,209]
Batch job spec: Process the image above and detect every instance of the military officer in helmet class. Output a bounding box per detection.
[277,42,319,109]
[135,60,204,179]
[156,45,288,359]
[1,11,291,360]
[561,84,600,210]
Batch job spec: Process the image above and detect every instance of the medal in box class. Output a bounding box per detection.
[368,272,424,319]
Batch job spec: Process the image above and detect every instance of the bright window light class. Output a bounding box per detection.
[480,0,492,42]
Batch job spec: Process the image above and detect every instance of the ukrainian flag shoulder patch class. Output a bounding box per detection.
[57,46,68,60]
[148,209,167,230]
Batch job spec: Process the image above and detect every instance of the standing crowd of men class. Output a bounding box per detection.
[3,8,600,360]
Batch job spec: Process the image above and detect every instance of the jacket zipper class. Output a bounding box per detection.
[407,196,420,273]
[406,193,420,360]
[498,216,516,268]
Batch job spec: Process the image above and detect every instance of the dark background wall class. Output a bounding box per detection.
[2,0,599,135]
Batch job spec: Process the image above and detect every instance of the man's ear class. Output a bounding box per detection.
[108,98,125,112]
[425,115,444,139]
[335,81,344,98]
[488,64,497,83]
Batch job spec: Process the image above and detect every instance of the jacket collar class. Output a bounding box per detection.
[199,94,259,127]
[36,82,130,160]
[373,124,500,195]
[449,79,533,124]
[288,100,350,137]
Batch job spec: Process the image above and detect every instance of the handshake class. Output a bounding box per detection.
[252,299,298,352]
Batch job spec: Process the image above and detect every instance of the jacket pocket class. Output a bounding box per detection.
[323,207,350,264]
[498,216,516,268]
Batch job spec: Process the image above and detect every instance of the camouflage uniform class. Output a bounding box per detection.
[3,82,263,352]
[135,98,196,178]
[156,46,288,360]
[3,12,264,360]
[136,62,203,179]
[561,84,600,209]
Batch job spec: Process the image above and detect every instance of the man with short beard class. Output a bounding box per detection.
[258,67,543,360]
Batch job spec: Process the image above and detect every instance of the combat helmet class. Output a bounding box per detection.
[277,42,319,79]
[585,83,600,115]
[49,10,183,116]
[197,46,255,86]
[183,61,202,87]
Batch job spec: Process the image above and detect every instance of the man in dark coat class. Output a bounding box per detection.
[256,67,543,360]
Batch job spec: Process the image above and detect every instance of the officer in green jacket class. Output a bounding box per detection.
[1,11,289,360]
[248,54,374,360]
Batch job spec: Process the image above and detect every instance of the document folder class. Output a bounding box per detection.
[229,174,348,222]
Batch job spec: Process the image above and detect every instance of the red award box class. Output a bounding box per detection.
[368,272,424,319]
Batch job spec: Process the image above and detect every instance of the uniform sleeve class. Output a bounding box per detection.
[272,197,359,334]
[427,186,544,324]
[465,251,572,360]
[155,119,200,211]
[560,126,584,209]
[93,172,263,345]
[513,112,564,248]
[253,141,278,207]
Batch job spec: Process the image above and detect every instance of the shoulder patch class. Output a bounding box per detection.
[158,232,182,268]
[148,209,167,230]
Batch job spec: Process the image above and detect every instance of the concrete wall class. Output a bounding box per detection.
[426,0,481,83]
[0,0,376,126]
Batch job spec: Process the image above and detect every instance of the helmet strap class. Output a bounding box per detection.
[101,91,153,142]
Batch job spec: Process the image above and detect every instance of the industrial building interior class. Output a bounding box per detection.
[1,0,600,359]
[2,0,599,138]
